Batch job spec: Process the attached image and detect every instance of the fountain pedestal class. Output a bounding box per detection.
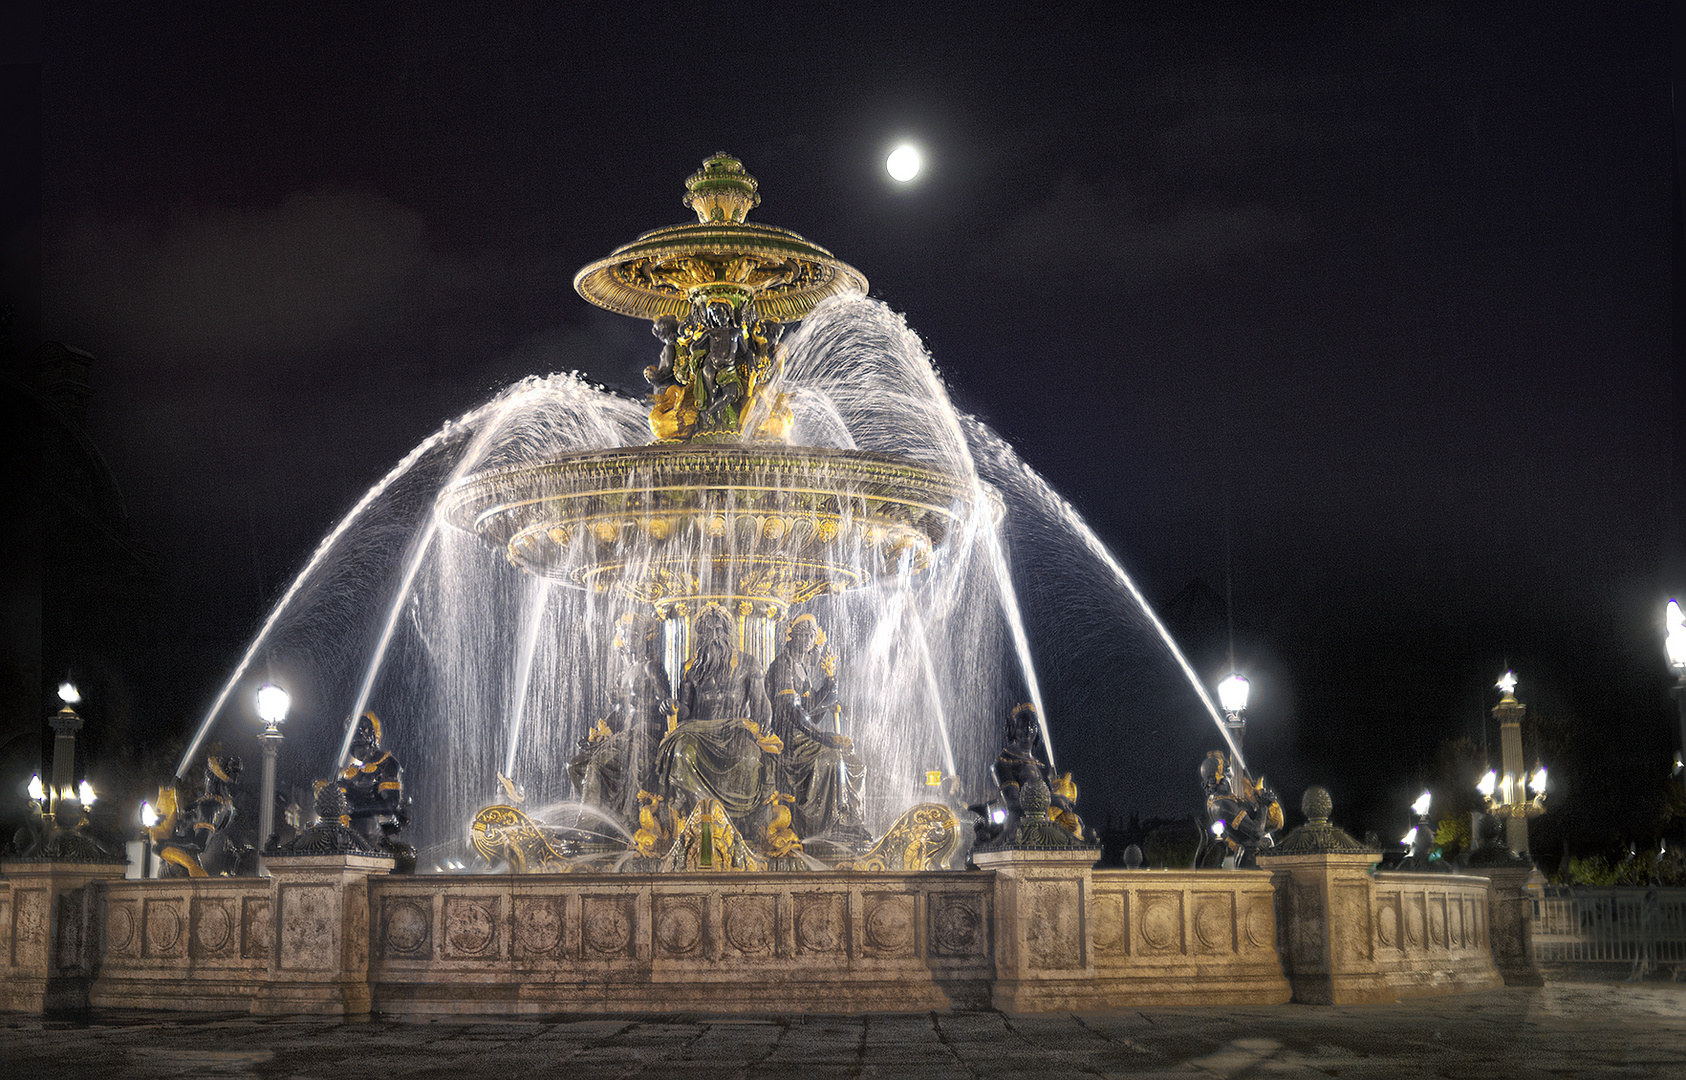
[257,854,394,1016]
[0,859,127,1016]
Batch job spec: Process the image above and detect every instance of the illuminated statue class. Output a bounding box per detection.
[655,604,780,822]
[150,755,243,877]
[764,614,868,851]
[336,711,406,847]
[568,612,674,829]
[1199,750,1282,868]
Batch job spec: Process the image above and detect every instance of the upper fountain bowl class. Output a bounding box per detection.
[573,153,868,323]
[435,442,996,613]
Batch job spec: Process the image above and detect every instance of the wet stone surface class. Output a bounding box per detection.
[2,982,1683,1078]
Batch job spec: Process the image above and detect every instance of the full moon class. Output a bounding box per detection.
[886,144,921,182]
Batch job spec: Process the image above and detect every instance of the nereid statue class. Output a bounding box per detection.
[568,612,674,830]
[764,613,868,853]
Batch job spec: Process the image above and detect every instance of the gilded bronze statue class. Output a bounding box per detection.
[568,612,674,830]
[764,613,868,852]
[1198,750,1283,869]
[149,755,243,877]
[655,604,780,823]
[336,711,408,853]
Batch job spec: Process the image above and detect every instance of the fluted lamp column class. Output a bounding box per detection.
[255,682,290,870]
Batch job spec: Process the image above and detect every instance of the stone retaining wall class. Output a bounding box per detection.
[3,848,1511,1016]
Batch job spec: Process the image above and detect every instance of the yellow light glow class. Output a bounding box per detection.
[141,801,158,828]
[925,770,943,787]
[1530,766,1547,793]
[1496,671,1517,695]
[1477,770,1496,797]
[79,779,95,806]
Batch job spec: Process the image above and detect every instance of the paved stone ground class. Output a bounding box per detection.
[4,983,1683,1078]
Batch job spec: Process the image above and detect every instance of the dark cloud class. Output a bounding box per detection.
[47,190,426,358]
[973,177,1304,291]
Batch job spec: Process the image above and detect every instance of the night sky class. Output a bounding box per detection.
[6,3,1680,853]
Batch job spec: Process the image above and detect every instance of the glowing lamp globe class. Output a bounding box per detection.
[1529,766,1547,794]
[57,681,80,706]
[1667,600,1686,668]
[1210,819,1226,837]
[256,683,291,726]
[27,774,43,802]
[1477,770,1497,798]
[1217,673,1250,714]
[141,801,158,828]
[1411,791,1432,817]
[79,779,95,806]
[886,144,920,182]
[1401,826,1418,847]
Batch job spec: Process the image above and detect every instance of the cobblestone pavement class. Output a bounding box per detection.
[4,983,1683,1079]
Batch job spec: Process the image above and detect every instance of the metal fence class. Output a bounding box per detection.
[1531,887,1686,974]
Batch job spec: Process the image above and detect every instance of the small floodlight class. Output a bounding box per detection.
[141,801,158,828]
[1411,791,1432,817]
[57,681,80,706]
[28,774,44,802]
[1217,673,1250,714]
[925,770,943,787]
[1477,770,1497,798]
[1401,826,1419,847]
[990,807,1007,824]
[79,779,95,806]
[1667,600,1686,668]
[1210,819,1227,837]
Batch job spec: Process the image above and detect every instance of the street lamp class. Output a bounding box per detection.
[255,682,290,867]
[1217,673,1250,757]
[1479,672,1546,856]
[47,680,85,827]
[1666,600,1686,843]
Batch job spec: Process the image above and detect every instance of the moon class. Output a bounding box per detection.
[886,144,921,182]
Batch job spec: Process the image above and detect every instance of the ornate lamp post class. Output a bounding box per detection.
[1217,673,1250,759]
[1480,671,1546,856]
[255,682,290,867]
[47,681,84,828]
[1666,600,1686,841]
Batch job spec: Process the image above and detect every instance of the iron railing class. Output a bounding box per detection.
[1530,887,1686,975]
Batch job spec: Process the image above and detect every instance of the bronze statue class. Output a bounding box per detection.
[763,613,867,850]
[1199,750,1282,868]
[646,314,679,388]
[150,755,243,877]
[567,612,674,830]
[336,712,406,848]
[655,604,779,824]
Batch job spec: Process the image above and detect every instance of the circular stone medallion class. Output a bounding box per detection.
[655,904,702,955]
[386,901,430,954]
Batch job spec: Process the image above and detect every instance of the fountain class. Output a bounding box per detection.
[0,154,1519,1018]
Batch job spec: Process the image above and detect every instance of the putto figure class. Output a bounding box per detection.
[764,614,868,852]
[1199,750,1283,868]
[656,604,780,825]
[568,612,674,830]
